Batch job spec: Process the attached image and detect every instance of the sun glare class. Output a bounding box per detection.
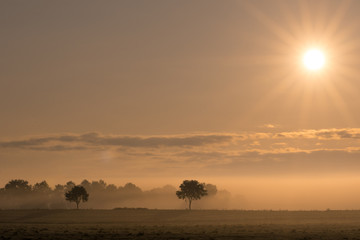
[303,49,325,70]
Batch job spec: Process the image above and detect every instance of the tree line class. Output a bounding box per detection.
[0,179,227,210]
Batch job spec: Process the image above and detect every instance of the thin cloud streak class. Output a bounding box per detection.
[0,133,235,150]
[249,128,360,140]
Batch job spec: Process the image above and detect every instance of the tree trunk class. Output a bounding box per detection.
[189,199,192,210]
[76,201,79,209]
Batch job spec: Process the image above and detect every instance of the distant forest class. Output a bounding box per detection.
[0,179,234,209]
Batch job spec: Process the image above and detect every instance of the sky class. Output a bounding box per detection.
[1,0,360,209]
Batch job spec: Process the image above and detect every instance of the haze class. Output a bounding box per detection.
[1,0,360,210]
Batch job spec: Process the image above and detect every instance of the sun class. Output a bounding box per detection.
[303,49,326,70]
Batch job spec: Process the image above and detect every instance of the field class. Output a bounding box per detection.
[2,209,360,239]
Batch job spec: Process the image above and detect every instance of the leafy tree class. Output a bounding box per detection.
[205,184,217,196]
[54,184,65,192]
[33,181,51,193]
[5,179,31,192]
[176,180,207,210]
[91,180,107,191]
[65,181,75,191]
[65,186,89,209]
[123,182,142,193]
[81,179,91,190]
[106,184,117,192]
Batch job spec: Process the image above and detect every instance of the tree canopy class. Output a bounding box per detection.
[176,180,207,210]
[33,181,51,193]
[65,185,89,209]
[5,179,31,191]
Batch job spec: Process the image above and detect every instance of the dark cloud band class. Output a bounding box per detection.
[0,133,234,150]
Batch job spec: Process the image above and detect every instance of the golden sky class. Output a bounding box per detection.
[1,0,360,209]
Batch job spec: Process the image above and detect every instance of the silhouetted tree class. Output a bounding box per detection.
[54,184,65,192]
[65,186,89,209]
[123,182,142,193]
[106,184,117,192]
[81,179,91,190]
[205,184,218,196]
[5,179,31,192]
[91,180,107,191]
[176,180,207,210]
[65,181,75,191]
[33,181,51,193]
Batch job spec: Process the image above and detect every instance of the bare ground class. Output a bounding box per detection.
[1,209,360,239]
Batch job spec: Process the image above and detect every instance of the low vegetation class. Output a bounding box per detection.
[1,209,360,239]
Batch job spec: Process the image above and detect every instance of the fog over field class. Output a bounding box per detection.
[0,179,236,210]
[1,177,360,210]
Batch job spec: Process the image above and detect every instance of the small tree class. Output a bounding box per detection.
[65,186,89,209]
[176,180,207,210]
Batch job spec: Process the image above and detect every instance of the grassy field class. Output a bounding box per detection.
[1,209,360,239]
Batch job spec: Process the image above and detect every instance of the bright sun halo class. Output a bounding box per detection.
[303,49,325,70]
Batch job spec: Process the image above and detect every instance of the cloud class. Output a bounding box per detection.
[262,124,276,128]
[250,141,260,146]
[314,129,360,139]
[0,132,235,151]
[2,129,360,181]
[294,128,360,139]
[29,145,88,151]
[171,147,360,176]
[0,137,54,148]
[247,128,360,140]
[1,128,360,159]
